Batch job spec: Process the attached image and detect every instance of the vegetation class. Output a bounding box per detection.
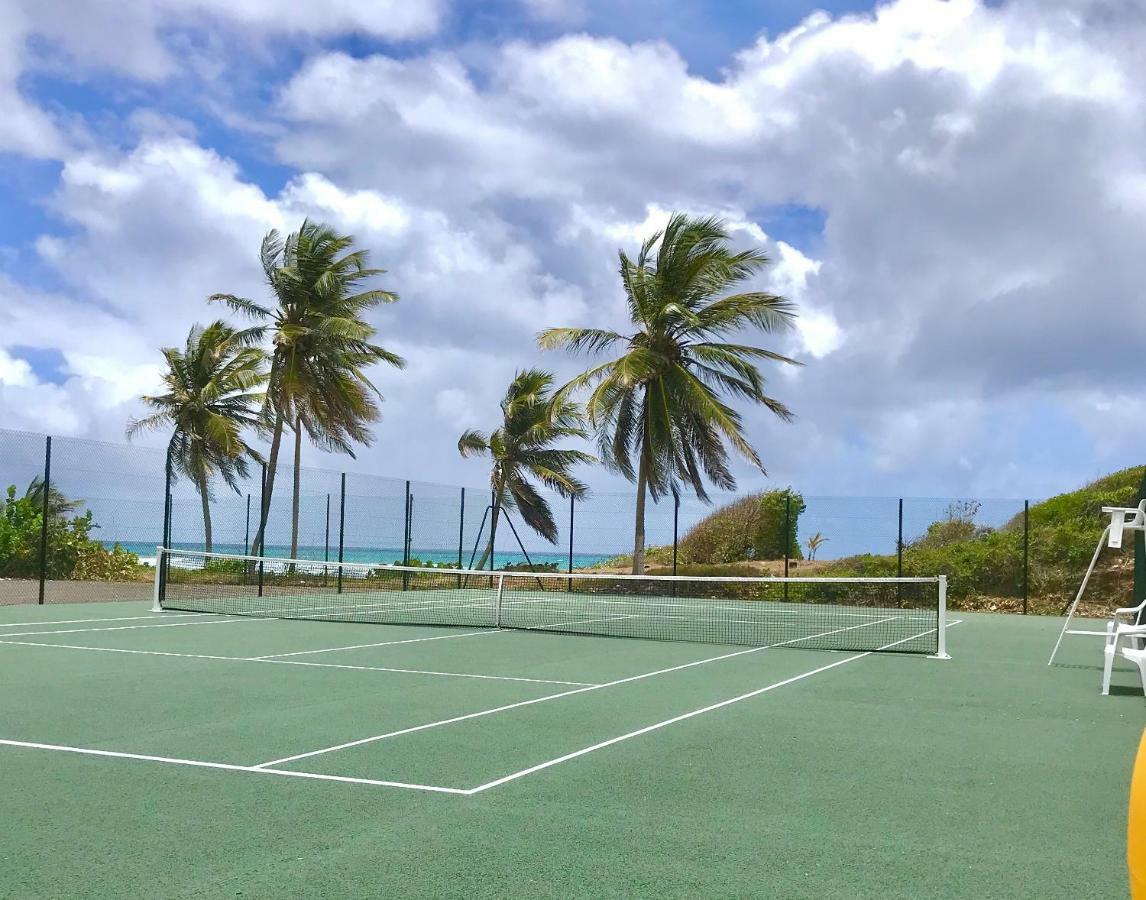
[0,485,139,581]
[458,370,594,571]
[806,532,827,560]
[540,213,799,574]
[211,219,405,560]
[128,321,267,553]
[677,489,804,564]
[815,467,1145,612]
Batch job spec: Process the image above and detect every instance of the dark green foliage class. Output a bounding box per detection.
[678,489,804,564]
[394,557,458,569]
[0,485,140,581]
[501,561,560,572]
[820,466,1146,610]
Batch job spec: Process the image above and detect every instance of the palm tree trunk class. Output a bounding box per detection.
[198,475,213,554]
[252,412,284,557]
[472,488,502,572]
[632,453,649,575]
[290,416,301,560]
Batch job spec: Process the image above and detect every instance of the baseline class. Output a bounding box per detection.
[0,739,466,795]
[0,638,598,687]
[0,612,216,629]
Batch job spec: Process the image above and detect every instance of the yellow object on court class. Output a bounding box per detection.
[1132,729,1146,899]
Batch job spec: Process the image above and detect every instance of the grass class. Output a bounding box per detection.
[0,599,1142,898]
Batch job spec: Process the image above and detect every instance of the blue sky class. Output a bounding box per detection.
[1,0,1144,505]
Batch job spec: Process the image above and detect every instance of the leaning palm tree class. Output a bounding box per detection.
[211,219,405,559]
[127,321,267,553]
[458,369,594,571]
[23,477,81,520]
[539,213,799,574]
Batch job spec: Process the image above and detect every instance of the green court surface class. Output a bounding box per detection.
[0,601,1142,898]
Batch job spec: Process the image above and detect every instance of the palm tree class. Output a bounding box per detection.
[211,219,405,559]
[458,369,594,571]
[806,532,828,561]
[23,477,81,520]
[539,213,799,574]
[127,321,267,553]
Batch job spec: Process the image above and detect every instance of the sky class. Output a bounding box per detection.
[1,0,1145,506]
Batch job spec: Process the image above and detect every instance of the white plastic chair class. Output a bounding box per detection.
[1101,602,1146,695]
[1049,501,1146,666]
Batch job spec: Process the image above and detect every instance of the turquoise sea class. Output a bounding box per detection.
[112,542,617,570]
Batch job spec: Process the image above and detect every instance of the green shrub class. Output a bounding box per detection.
[678,489,804,564]
[502,561,560,572]
[0,484,140,580]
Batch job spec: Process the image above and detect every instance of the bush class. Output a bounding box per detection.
[677,489,804,564]
[502,561,559,572]
[0,484,140,580]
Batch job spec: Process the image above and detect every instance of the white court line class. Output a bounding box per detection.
[0,639,594,686]
[251,629,500,659]
[467,620,964,794]
[252,616,900,769]
[0,617,259,640]
[0,620,963,796]
[0,612,216,629]
[257,658,598,687]
[0,739,466,795]
[0,640,237,661]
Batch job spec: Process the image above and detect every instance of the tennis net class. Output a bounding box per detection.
[154,548,947,655]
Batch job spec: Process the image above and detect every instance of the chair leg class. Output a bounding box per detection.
[1102,626,1119,696]
[1133,656,1146,697]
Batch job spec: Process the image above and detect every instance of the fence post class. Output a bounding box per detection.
[672,489,680,576]
[244,493,251,556]
[783,491,791,602]
[567,494,575,592]
[337,473,346,594]
[897,498,904,579]
[457,487,466,587]
[672,489,680,598]
[407,476,417,591]
[490,490,497,572]
[324,493,331,565]
[1023,499,1030,614]
[37,436,52,605]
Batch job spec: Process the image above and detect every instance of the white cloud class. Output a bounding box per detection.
[0,348,34,387]
[6,0,1146,499]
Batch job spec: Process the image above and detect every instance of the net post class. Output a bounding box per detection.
[37,435,52,605]
[151,546,164,612]
[931,575,950,659]
[494,573,504,627]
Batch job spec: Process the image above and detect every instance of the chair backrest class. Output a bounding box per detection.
[1105,501,1146,549]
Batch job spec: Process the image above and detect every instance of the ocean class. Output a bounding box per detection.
[113,542,618,570]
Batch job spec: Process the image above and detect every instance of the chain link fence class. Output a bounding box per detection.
[1,426,1132,614]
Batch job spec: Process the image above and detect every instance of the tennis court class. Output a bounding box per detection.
[0,569,1141,897]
